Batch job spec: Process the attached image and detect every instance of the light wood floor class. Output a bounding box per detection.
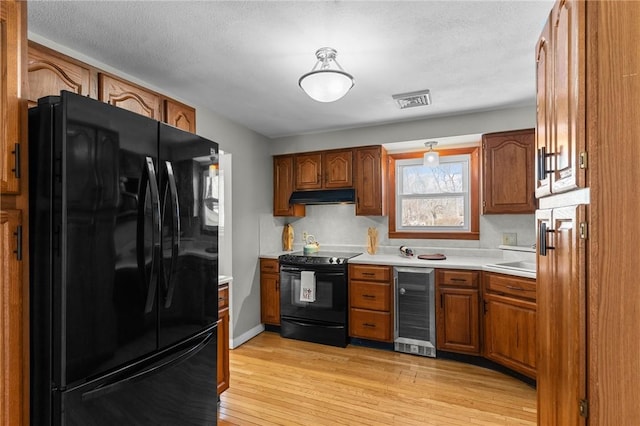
[218,332,536,425]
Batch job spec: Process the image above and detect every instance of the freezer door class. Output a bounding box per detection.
[57,328,217,425]
[57,92,160,387]
[157,123,218,349]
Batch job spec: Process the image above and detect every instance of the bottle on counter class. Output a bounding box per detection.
[282,224,294,251]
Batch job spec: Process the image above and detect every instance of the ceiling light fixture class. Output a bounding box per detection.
[299,47,354,103]
[424,141,439,167]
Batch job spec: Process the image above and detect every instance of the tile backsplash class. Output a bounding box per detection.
[259,204,535,254]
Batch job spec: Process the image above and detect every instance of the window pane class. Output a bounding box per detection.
[401,197,465,227]
[401,163,464,194]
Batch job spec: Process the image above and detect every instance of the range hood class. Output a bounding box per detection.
[289,188,356,205]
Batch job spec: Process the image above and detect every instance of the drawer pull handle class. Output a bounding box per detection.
[362,294,376,299]
[363,323,376,328]
[506,285,525,291]
[361,272,376,276]
[450,278,468,282]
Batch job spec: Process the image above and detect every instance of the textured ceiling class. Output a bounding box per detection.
[27,1,553,139]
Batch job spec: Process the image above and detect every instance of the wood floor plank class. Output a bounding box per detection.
[218,332,536,425]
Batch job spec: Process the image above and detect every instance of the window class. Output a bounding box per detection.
[388,147,479,240]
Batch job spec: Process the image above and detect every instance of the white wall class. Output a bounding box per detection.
[270,105,536,155]
[194,107,272,341]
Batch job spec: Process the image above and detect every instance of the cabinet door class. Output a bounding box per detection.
[27,42,91,108]
[436,288,480,355]
[260,272,280,325]
[354,146,387,216]
[0,209,24,426]
[484,293,536,379]
[0,1,24,195]
[482,129,536,214]
[217,306,230,395]
[535,16,553,198]
[295,153,322,190]
[324,150,352,188]
[164,99,196,133]
[273,155,305,217]
[536,205,586,425]
[551,0,585,194]
[98,73,162,119]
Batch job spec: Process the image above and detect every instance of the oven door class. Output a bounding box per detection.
[279,265,347,324]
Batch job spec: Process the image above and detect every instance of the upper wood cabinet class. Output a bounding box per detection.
[164,99,196,133]
[354,146,387,216]
[294,149,352,190]
[535,0,586,198]
[435,269,481,355]
[535,16,553,198]
[27,42,92,108]
[482,128,536,214]
[1,1,25,195]
[273,155,305,217]
[295,152,322,190]
[98,73,162,120]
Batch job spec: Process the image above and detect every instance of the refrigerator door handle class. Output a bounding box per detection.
[163,161,180,308]
[81,331,213,402]
[137,157,162,313]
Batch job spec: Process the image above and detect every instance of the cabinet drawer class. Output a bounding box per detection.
[349,264,390,282]
[485,273,536,301]
[260,258,279,274]
[350,281,390,311]
[218,285,229,310]
[438,270,479,288]
[349,308,392,342]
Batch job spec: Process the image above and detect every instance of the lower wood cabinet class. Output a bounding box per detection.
[217,282,230,395]
[436,269,481,355]
[348,264,393,342]
[260,258,280,325]
[483,272,537,379]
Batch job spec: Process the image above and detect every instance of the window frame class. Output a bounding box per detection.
[388,147,480,240]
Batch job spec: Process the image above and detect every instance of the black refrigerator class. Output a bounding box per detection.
[29,91,219,425]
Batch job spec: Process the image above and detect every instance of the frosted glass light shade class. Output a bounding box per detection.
[299,70,354,102]
[299,47,354,103]
[423,151,439,167]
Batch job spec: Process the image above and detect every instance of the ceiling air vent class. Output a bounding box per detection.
[392,89,431,109]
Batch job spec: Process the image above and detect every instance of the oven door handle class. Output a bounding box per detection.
[280,267,345,276]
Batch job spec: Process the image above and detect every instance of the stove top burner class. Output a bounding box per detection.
[279,251,362,265]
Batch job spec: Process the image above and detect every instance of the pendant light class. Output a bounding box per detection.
[423,141,439,167]
[299,47,354,103]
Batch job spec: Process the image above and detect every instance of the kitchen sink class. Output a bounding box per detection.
[487,260,536,273]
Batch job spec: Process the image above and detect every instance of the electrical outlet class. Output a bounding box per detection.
[302,231,308,242]
[502,233,517,246]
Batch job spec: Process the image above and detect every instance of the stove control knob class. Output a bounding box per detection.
[329,257,338,264]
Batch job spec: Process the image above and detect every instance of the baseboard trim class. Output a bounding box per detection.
[230,323,265,349]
